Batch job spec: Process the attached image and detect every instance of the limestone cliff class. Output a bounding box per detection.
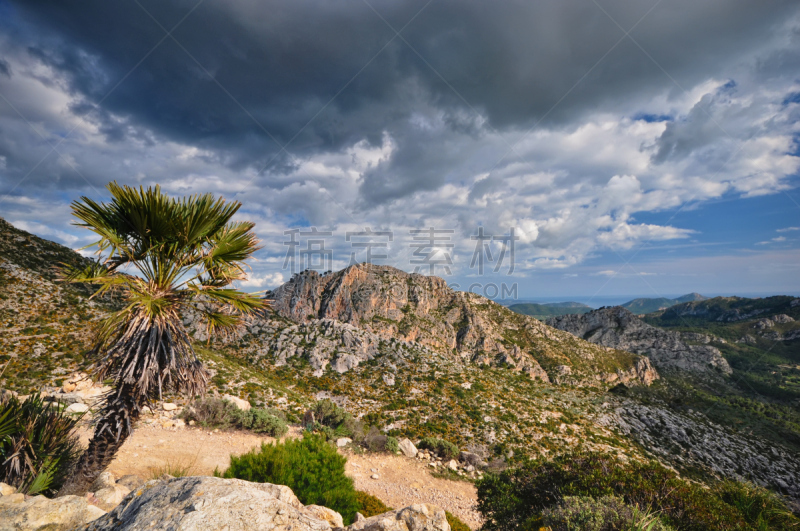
[260,264,658,386]
[546,307,731,375]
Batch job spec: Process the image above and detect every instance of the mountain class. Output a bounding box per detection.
[508,302,592,320]
[546,307,731,375]
[620,293,708,315]
[3,217,800,510]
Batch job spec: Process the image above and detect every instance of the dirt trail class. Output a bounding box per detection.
[78,425,481,529]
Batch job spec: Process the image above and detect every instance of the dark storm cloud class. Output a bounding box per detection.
[4,0,800,204]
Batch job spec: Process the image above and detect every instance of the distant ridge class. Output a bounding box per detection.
[509,301,592,319]
[621,293,708,315]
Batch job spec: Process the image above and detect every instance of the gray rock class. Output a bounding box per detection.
[398,438,418,458]
[547,307,732,376]
[84,476,332,531]
[336,437,353,448]
[115,475,144,491]
[346,504,450,531]
[90,471,116,492]
[0,493,105,530]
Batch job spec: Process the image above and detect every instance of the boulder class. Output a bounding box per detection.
[0,493,105,531]
[336,437,353,448]
[398,438,417,458]
[458,451,487,468]
[90,472,116,492]
[346,504,450,531]
[305,505,344,528]
[66,403,90,414]
[222,394,251,411]
[116,475,144,490]
[162,402,178,412]
[84,476,333,531]
[93,484,131,511]
[446,460,458,471]
[0,482,16,496]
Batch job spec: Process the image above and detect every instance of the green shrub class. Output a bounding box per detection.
[541,495,674,531]
[181,398,288,437]
[475,451,799,531]
[310,399,350,428]
[0,394,82,495]
[445,511,472,531]
[240,409,288,437]
[418,437,459,460]
[180,397,241,429]
[356,490,392,517]
[216,433,360,524]
[713,480,799,530]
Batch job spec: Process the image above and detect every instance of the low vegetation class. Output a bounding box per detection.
[0,393,82,495]
[418,437,460,460]
[215,433,360,524]
[180,397,288,437]
[476,451,800,531]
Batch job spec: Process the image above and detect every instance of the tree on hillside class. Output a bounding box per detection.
[57,182,264,496]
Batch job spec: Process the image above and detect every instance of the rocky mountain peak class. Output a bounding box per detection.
[262,264,657,386]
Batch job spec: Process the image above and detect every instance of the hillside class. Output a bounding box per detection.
[2,217,800,512]
[507,301,592,320]
[620,292,707,315]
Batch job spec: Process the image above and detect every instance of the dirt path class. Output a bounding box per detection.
[78,425,482,529]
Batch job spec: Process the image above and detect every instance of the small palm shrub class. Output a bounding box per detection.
[0,394,82,495]
[181,398,288,437]
[541,496,674,531]
[418,437,459,460]
[356,490,392,516]
[216,433,360,524]
[476,451,799,531]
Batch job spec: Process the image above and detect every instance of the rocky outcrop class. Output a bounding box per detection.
[0,486,105,531]
[609,404,800,509]
[347,504,450,531]
[82,476,450,531]
[260,264,656,386]
[547,307,731,376]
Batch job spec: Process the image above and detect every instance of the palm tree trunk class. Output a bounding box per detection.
[57,385,140,496]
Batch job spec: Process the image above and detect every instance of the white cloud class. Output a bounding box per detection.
[239,272,285,289]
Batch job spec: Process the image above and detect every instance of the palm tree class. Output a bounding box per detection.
[57,182,264,496]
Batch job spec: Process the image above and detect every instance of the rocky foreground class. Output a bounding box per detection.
[0,476,451,531]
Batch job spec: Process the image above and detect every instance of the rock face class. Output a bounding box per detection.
[83,476,450,531]
[258,264,657,386]
[547,307,731,375]
[0,491,105,531]
[347,504,450,531]
[610,404,800,509]
[84,476,333,531]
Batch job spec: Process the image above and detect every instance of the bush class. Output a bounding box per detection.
[180,397,241,429]
[445,511,472,531]
[216,433,359,524]
[542,496,674,531]
[418,437,459,460]
[475,451,799,531]
[0,394,82,495]
[713,480,799,530]
[362,426,399,453]
[181,398,288,437]
[310,399,350,428]
[356,490,392,516]
[239,409,288,437]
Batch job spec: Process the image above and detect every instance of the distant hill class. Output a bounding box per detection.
[508,302,592,319]
[621,293,707,314]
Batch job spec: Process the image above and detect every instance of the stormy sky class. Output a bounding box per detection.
[1,0,799,301]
